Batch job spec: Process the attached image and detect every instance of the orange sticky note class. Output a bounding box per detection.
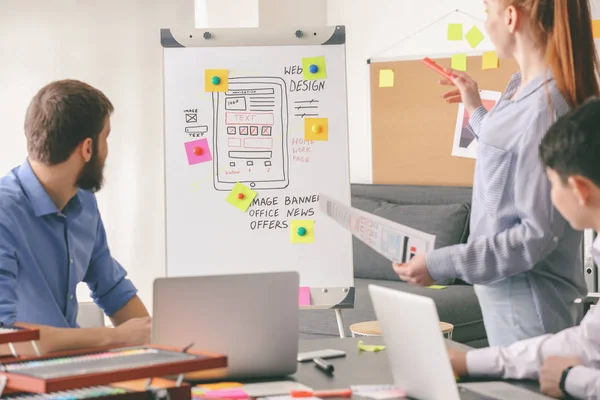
[304,118,328,141]
[482,51,499,70]
[291,220,314,244]
[205,69,229,92]
[593,20,600,39]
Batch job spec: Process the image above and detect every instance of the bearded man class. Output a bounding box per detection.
[0,80,150,355]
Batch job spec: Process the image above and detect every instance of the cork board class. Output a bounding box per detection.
[370,55,518,186]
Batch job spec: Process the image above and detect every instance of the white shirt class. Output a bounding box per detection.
[466,235,600,400]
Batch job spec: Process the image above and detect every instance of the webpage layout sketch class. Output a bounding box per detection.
[319,194,436,263]
[212,77,289,191]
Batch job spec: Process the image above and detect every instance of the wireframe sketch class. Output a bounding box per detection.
[452,90,501,159]
[319,194,436,263]
[293,99,319,118]
[212,77,290,191]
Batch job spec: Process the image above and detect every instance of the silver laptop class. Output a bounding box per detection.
[152,271,299,380]
[368,285,553,400]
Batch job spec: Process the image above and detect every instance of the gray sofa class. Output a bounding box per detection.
[299,183,488,348]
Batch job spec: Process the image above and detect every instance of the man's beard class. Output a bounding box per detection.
[76,153,104,192]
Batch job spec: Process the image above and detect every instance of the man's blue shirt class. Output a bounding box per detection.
[0,159,137,327]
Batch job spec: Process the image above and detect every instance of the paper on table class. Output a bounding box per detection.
[358,340,386,352]
[195,382,243,391]
[357,389,406,400]
[242,381,312,397]
[379,70,394,87]
[195,389,248,399]
[427,285,447,290]
[319,194,435,264]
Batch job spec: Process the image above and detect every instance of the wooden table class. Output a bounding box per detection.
[349,320,454,339]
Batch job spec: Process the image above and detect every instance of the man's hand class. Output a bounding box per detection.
[539,356,583,398]
[393,254,434,286]
[447,347,469,377]
[112,316,151,346]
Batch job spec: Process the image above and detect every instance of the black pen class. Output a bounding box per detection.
[313,357,334,374]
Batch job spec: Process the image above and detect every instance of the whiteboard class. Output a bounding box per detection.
[161,26,354,308]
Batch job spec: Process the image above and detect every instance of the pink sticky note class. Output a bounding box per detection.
[202,389,248,399]
[299,287,311,306]
[184,138,212,165]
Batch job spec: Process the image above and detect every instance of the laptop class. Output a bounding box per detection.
[152,271,299,381]
[368,285,553,400]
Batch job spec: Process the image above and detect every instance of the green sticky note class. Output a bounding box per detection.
[302,56,327,80]
[226,182,257,212]
[451,54,467,71]
[465,26,484,48]
[427,285,447,290]
[357,340,386,352]
[447,24,463,40]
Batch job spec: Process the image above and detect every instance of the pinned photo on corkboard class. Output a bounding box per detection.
[452,90,501,159]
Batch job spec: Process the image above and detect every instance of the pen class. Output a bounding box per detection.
[422,57,456,81]
[291,389,352,398]
[312,357,334,374]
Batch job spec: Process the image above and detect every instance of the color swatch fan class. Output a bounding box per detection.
[0,345,226,393]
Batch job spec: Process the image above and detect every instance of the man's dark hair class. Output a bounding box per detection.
[24,79,113,164]
[539,98,600,187]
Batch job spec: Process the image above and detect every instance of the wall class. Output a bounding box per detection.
[258,0,327,28]
[327,0,490,183]
[196,0,259,28]
[327,0,600,183]
[0,0,327,321]
[0,0,195,315]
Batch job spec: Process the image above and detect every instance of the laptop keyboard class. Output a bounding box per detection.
[458,382,554,399]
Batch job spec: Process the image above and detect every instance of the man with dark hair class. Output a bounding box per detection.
[448,98,600,399]
[0,79,150,355]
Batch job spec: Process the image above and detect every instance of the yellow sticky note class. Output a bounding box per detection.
[290,220,314,244]
[226,182,256,212]
[357,340,386,352]
[593,20,600,39]
[451,54,467,71]
[205,69,229,92]
[195,382,243,392]
[304,117,328,141]
[427,285,447,290]
[447,24,463,40]
[379,69,394,87]
[482,51,499,70]
[302,56,327,80]
[465,26,484,48]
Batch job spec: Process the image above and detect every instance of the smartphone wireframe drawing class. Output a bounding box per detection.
[212,77,290,191]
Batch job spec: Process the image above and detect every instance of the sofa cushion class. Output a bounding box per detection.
[351,198,470,282]
[298,278,487,347]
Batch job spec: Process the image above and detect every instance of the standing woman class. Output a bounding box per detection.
[393,0,600,346]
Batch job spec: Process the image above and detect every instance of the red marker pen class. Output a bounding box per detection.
[422,57,456,80]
